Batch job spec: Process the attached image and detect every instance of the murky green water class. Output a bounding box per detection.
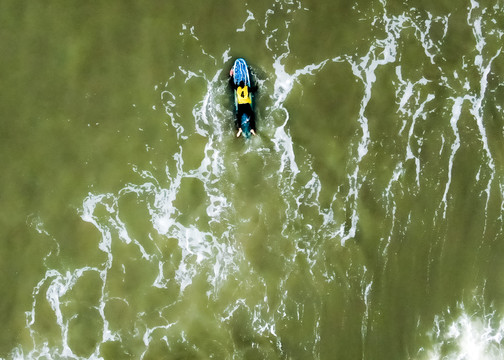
[2,0,504,359]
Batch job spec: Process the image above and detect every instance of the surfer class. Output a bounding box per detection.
[229,68,257,137]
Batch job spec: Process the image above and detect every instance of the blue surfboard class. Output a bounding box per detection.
[231,58,253,138]
[232,58,251,87]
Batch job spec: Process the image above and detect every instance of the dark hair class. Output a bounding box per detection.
[239,81,245,87]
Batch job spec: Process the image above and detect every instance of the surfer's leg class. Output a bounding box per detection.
[235,106,242,137]
[247,104,257,133]
[236,105,244,129]
[235,112,240,129]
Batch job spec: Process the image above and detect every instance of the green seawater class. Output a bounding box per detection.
[1,0,504,359]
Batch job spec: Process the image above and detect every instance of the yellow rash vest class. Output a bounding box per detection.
[236,85,252,104]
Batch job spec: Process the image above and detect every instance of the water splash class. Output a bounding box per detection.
[420,300,504,360]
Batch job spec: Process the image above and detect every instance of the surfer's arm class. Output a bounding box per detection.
[229,76,238,90]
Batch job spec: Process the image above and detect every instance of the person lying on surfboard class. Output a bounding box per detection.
[230,80,257,137]
[229,59,258,138]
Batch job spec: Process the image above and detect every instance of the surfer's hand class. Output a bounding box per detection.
[251,129,256,136]
[236,128,242,137]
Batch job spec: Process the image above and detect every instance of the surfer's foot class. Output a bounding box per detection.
[236,128,242,137]
[251,129,256,136]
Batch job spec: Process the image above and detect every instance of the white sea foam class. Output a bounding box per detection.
[422,302,504,360]
[440,97,464,218]
[465,0,500,228]
[237,10,255,33]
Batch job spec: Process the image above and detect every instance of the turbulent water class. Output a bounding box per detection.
[2,0,504,359]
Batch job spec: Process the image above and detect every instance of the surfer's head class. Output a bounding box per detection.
[239,81,245,88]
